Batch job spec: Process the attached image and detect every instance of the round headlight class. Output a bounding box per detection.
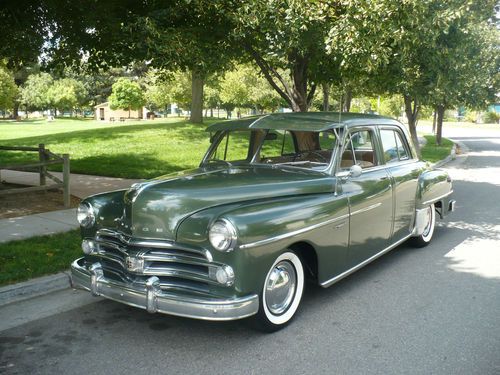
[77,202,95,228]
[208,219,237,252]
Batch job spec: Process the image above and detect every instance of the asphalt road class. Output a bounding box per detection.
[1,127,499,375]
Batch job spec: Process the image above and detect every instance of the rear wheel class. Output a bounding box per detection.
[252,251,304,332]
[411,203,436,247]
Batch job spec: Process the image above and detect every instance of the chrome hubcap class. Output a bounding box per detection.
[265,261,297,315]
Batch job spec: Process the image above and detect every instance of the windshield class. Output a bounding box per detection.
[203,129,338,171]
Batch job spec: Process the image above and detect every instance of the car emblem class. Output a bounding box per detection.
[125,256,144,273]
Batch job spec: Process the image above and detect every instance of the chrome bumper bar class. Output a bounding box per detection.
[70,258,259,321]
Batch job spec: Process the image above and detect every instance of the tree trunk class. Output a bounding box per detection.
[342,89,352,112]
[210,108,213,118]
[13,102,19,119]
[403,95,421,156]
[248,47,316,113]
[128,107,131,118]
[432,109,437,134]
[436,105,445,146]
[322,83,330,111]
[190,69,204,123]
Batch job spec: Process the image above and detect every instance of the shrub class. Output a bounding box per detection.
[483,111,500,124]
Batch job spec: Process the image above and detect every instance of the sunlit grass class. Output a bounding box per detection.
[0,230,82,286]
[421,135,454,163]
[0,117,215,178]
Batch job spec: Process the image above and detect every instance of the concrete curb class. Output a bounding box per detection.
[431,143,457,169]
[0,271,72,307]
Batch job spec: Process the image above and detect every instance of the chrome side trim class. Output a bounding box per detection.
[239,213,349,249]
[320,233,412,288]
[71,258,259,321]
[421,190,453,206]
[350,202,382,216]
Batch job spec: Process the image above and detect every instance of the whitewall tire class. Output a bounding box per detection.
[253,251,304,332]
[411,203,436,247]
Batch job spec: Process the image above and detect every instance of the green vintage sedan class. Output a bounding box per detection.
[71,112,455,331]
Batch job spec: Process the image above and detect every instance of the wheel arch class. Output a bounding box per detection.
[289,241,318,283]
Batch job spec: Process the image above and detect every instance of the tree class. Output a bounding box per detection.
[47,78,87,115]
[204,77,222,117]
[19,72,53,112]
[144,71,172,112]
[219,65,285,116]
[108,78,145,118]
[0,66,18,115]
[129,1,238,123]
[364,0,499,151]
[232,1,334,112]
[426,21,499,144]
[220,68,252,110]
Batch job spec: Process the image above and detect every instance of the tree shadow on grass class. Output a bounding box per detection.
[0,120,215,149]
[68,153,196,179]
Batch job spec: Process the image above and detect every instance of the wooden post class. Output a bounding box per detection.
[39,144,46,186]
[63,154,70,208]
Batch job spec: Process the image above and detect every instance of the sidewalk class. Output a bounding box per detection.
[0,169,142,199]
[0,170,142,243]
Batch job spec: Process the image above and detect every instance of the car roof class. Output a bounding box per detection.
[206,112,402,132]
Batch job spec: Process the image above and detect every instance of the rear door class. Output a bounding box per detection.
[378,126,422,242]
[341,128,394,268]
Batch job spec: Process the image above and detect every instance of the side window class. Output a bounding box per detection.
[380,130,399,163]
[380,129,411,163]
[259,130,295,159]
[394,131,410,160]
[341,130,378,169]
[212,130,253,162]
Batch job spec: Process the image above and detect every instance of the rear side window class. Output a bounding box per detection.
[394,131,410,160]
[380,129,411,163]
[341,130,378,169]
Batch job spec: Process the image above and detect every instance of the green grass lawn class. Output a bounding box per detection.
[0,117,213,179]
[0,230,81,286]
[421,135,454,163]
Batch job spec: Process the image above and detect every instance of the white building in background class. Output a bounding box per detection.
[94,102,153,121]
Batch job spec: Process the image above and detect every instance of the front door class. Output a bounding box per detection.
[341,128,394,268]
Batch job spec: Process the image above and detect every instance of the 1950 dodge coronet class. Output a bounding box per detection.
[71,112,455,331]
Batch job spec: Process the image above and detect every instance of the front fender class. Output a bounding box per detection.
[81,189,127,238]
[176,194,349,294]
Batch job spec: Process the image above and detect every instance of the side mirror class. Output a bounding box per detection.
[336,164,362,179]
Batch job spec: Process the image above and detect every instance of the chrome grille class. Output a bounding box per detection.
[91,229,223,287]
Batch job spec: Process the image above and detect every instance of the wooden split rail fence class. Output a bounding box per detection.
[0,144,70,207]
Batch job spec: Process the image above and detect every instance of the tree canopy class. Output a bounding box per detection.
[0,66,18,113]
[108,78,146,117]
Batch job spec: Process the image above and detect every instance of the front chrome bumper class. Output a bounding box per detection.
[70,258,259,321]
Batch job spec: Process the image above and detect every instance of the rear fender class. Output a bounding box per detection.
[415,169,454,218]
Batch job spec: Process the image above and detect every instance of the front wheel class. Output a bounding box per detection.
[410,203,436,247]
[252,251,305,332]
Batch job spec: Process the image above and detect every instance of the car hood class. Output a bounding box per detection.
[118,166,333,240]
